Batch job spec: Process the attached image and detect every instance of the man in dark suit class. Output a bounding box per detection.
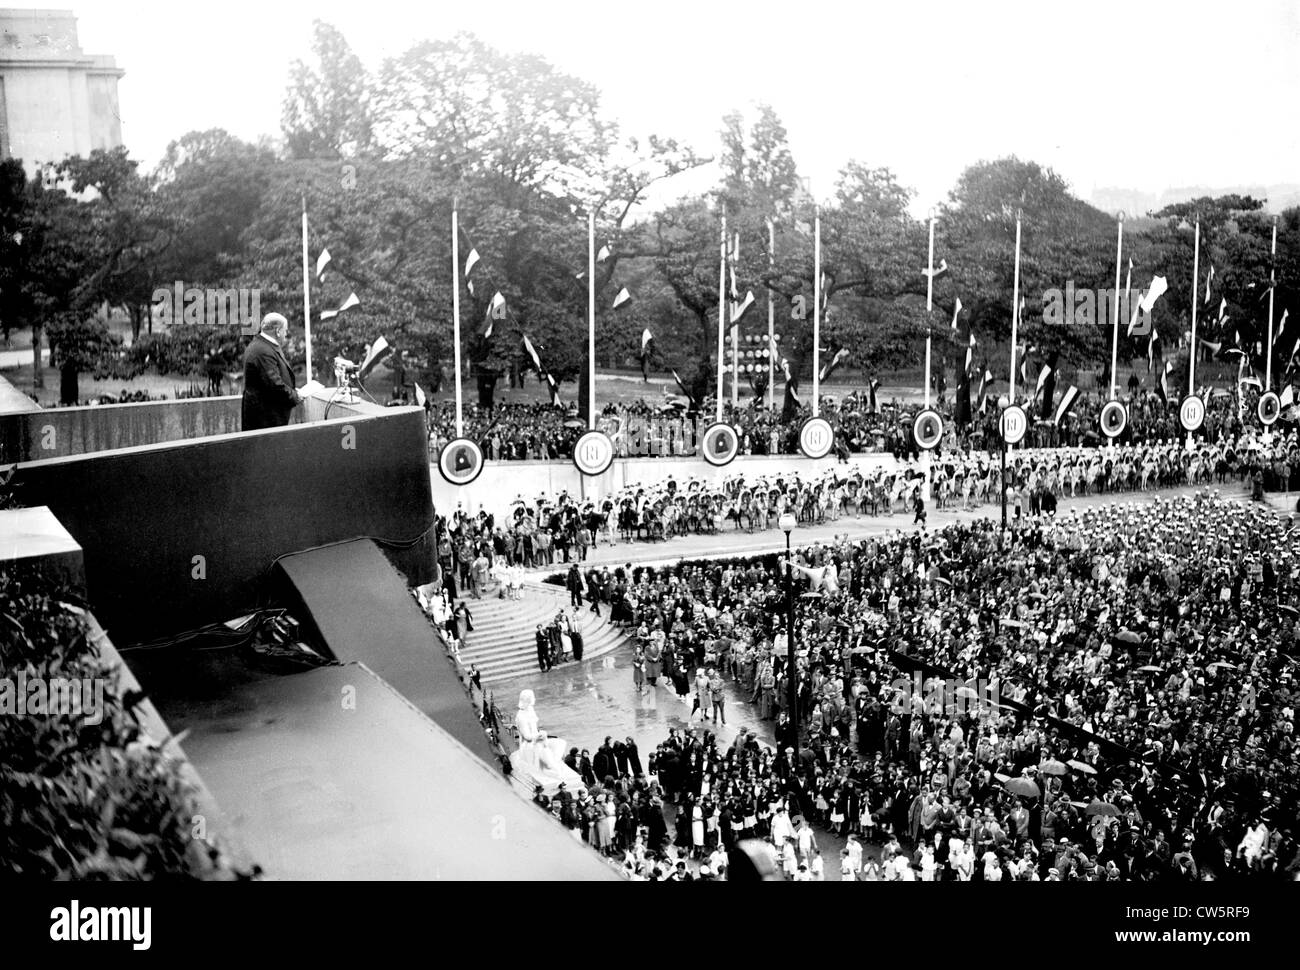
[242,313,301,431]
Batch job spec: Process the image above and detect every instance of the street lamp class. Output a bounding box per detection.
[998,394,1011,534]
[779,512,799,763]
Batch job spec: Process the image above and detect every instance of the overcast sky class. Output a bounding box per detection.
[69,0,1300,214]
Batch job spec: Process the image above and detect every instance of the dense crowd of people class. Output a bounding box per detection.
[422,379,1271,464]
[533,488,1298,881]
[432,431,1300,585]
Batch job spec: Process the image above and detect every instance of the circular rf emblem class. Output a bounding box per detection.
[701,422,740,467]
[1257,390,1281,426]
[1099,400,1128,439]
[799,416,835,459]
[572,429,614,476]
[912,408,943,451]
[1000,404,1028,446]
[1179,394,1205,432]
[438,437,484,486]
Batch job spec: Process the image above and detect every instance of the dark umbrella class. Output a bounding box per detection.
[1085,799,1121,817]
[1003,777,1041,798]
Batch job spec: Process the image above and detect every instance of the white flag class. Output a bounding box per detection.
[950,298,962,330]
[315,248,332,282]
[612,287,632,310]
[1139,275,1168,313]
[596,244,611,263]
[320,292,360,320]
[731,290,755,324]
[465,248,480,277]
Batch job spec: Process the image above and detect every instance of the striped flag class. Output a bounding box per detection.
[639,328,655,380]
[414,383,427,408]
[465,248,480,277]
[1158,359,1174,403]
[596,244,611,263]
[521,334,543,374]
[545,373,562,407]
[1035,362,1053,398]
[612,287,632,310]
[1139,275,1168,314]
[358,335,391,381]
[320,292,360,320]
[868,377,881,413]
[316,248,332,282]
[1282,385,1295,409]
[976,367,993,409]
[819,346,849,382]
[1053,385,1080,426]
[950,298,962,331]
[964,331,976,375]
[1147,323,1158,373]
[1204,264,1215,305]
[671,369,694,407]
[1277,308,1289,341]
[731,290,756,324]
[1124,256,1133,304]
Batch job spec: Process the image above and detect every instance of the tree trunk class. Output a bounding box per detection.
[130,304,143,344]
[32,324,44,388]
[59,362,79,406]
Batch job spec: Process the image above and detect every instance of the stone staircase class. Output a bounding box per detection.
[457,583,628,685]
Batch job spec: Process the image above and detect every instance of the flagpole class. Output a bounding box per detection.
[767,218,776,411]
[588,211,597,431]
[1109,212,1124,401]
[1187,219,1199,449]
[1009,214,1022,403]
[301,196,312,382]
[925,211,935,408]
[1267,216,1278,391]
[451,204,463,437]
[732,231,740,407]
[717,213,726,424]
[813,208,821,418]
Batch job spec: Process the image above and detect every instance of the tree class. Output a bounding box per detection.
[281,20,374,160]
[47,311,122,404]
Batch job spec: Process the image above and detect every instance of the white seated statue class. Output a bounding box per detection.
[510,689,584,797]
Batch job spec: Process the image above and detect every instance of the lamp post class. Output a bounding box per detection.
[998,394,1010,534]
[779,512,798,762]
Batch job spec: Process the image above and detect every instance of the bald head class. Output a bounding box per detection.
[261,313,289,338]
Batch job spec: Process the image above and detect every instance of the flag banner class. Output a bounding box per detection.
[1278,309,1290,341]
[977,367,992,407]
[465,248,480,277]
[522,334,543,374]
[1124,257,1133,303]
[781,356,799,394]
[1205,264,1215,305]
[1053,385,1080,426]
[951,298,963,330]
[869,377,882,414]
[415,383,427,408]
[479,311,494,341]
[1038,352,1059,419]
[964,331,976,374]
[612,287,632,310]
[467,280,475,296]
[316,248,332,282]
[545,373,562,407]
[596,244,611,263]
[1158,359,1174,403]
[922,258,949,278]
[731,290,755,324]
[320,292,360,320]
[819,347,849,382]
[358,334,391,380]
[1138,275,1168,313]
[1282,385,1295,409]
[1217,297,1227,323]
[671,369,695,406]
[489,291,507,320]
[640,328,655,380]
[1147,323,1159,373]
[1126,300,1144,337]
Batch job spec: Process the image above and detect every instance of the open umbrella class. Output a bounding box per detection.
[563,418,586,429]
[1085,800,1121,817]
[1067,760,1097,775]
[1002,777,1041,798]
[993,772,1012,784]
[1039,759,1069,776]
[1137,665,1162,673]
[1208,661,1238,670]
[1117,630,1143,644]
